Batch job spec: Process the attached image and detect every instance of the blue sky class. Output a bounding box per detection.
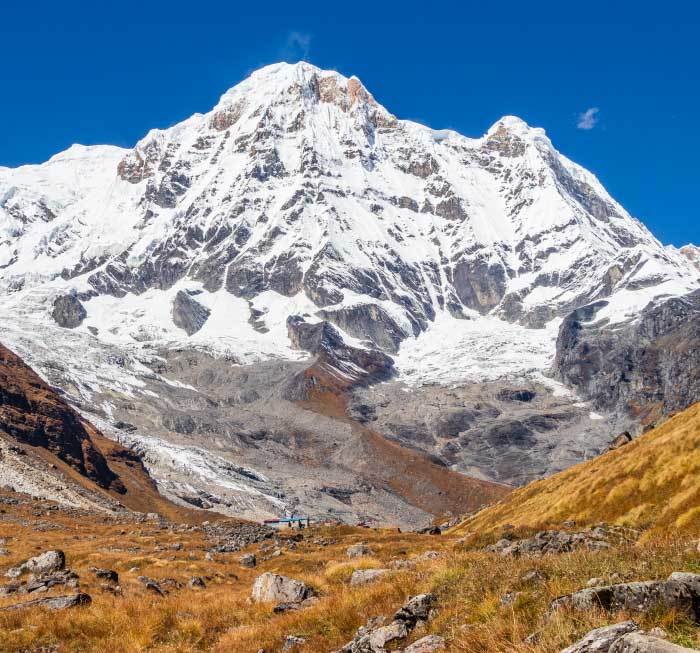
[1,0,698,246]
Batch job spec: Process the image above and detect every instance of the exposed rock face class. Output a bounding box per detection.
[171,290,211,335]
[350,380,612,486]
[485,525,633,557]
[554,290,700,425]
[0,344,124,492]
[678,244,700,272]
[251,572,313,604]
[285,316,394,399]
[51,293,87,328]
[317,304,411,353]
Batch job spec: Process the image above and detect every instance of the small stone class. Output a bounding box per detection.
[346,543,373,558]
[404,635,447,653]
[89,567,118,584]
[188,576,206,589]
[240,553,257,568]
[350,569,390,586]
[282,635,306,652]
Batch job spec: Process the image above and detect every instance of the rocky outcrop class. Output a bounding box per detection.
[171,290,211,335]
[550,572,700,622]
[317,304,410,353]
[554,290,700,424]
[6,550,65,578]
[0,343,124,492]
[0,592,91,611]
[335,593,437,653]
[561,622,642,652]
[51,293,87,328]
[486,525,635,557]
[285,316,394,399]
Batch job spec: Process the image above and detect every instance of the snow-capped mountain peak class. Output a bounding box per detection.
[1,61,697,361]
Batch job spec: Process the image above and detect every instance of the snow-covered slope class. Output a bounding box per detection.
[2,62,696,358]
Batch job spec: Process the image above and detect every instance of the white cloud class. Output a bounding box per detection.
[577,107,600,130]
[283,31,311,62]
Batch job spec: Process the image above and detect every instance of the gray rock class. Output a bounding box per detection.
[251,572,313,604]
[610,633,698,652]
[318,304,410,353]
[394,593,437,627]
[554,290,700,421]
[350,569,390,586]
[486,525,631,557]
[89,567,118,584]
[51,293,87,329]
[551,572,700,621]
[172,290,211,335]
[561,621,640,652]
[240,553,257,568]
[347,544,373,558]
[403,635,447,652]
[368,621,409,650]
[188,576,206,589]
[0,592,91,611]
[6,550,65,578]
[282,635,306,651]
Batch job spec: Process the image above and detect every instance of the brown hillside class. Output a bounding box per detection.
[0,343,207,522]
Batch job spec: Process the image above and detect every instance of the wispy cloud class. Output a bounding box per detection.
[577,107,600,130]
[282,31,311,62]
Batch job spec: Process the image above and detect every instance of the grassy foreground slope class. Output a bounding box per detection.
[453,402,700,539]
[2,406,700,651]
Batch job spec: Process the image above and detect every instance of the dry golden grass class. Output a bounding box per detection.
[2,496,700,652]
[2,403,700,651]
[452,403,700,541]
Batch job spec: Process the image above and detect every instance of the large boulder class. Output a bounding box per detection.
[561,622,640,652]
[6,550,65,579]
[347,544,373,558]
[251,573,313,604]
[551,572,700,622]
[0,592,91,611]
